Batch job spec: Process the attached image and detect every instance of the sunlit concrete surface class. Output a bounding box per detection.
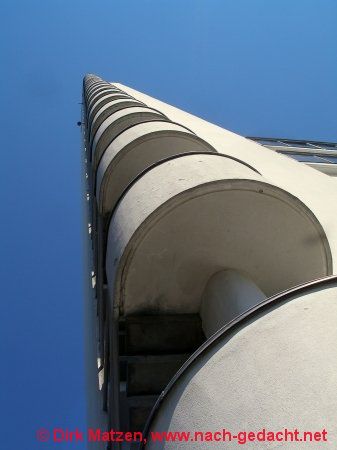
[83,74,337,449]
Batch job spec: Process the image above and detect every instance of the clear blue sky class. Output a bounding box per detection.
[0,1,336,449]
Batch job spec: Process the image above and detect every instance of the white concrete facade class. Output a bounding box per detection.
[82,74,337,449]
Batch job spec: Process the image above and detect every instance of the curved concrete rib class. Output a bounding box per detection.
[85,82,103,94]
[87,87,120,105]
[91,107,169,171]
[86,84,113,100]
[85,79,105,91]
[88,93,132,123]
[87,83,117,96]
[143,277,337,449]
[87,89,126,111]
[89,99,145,141]
[87,85,122,104]
[96,122,217,215]
[105,153,331,317]
[85,80,106,90]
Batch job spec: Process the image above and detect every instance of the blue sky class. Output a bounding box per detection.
[0,1,336,449]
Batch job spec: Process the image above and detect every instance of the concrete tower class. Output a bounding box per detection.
[82,75,337,448]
